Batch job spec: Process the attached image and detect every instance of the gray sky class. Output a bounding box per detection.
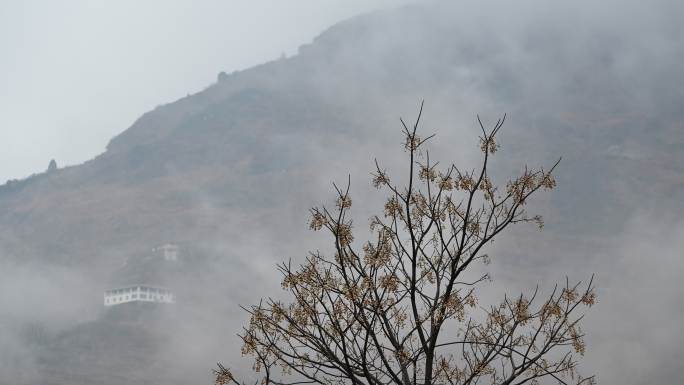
[0,0,410,182]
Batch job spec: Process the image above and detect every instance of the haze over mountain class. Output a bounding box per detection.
[1,1,682,384]
[0,0,411,183]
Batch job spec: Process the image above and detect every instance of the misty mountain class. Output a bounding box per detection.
[1,1,683,384]
[2,3,682,266]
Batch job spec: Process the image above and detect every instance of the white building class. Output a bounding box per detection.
[154,243,179,261]
[104,285,174,306]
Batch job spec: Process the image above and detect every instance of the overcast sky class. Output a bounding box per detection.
[0,0,411,182]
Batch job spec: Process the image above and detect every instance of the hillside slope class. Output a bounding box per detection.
[1,3,682,267]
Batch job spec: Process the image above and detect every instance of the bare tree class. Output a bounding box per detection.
[216,103,597,385]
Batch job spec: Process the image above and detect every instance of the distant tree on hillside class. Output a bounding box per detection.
[47,159,57,173]
[216,103,597,385]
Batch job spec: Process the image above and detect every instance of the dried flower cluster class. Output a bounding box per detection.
[216,104,596,385]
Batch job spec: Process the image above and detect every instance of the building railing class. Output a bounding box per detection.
[104,285,174,306]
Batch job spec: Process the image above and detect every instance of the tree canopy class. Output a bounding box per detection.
[217,104,596,385]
